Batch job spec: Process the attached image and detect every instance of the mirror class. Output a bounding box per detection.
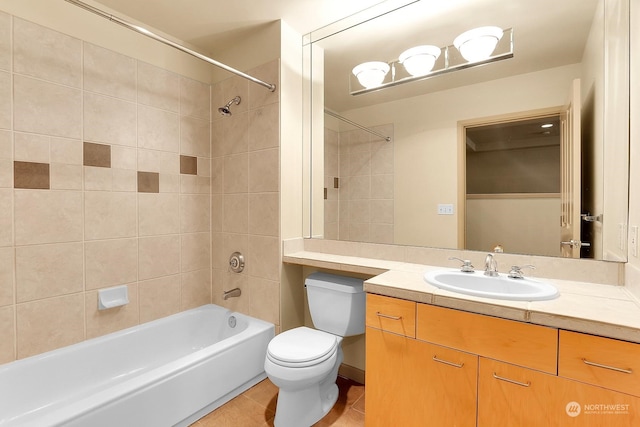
[305,0,629,261]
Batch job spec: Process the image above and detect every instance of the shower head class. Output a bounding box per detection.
[218,96,241,116]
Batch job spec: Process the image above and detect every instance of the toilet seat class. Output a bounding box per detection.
[267,327,338,368]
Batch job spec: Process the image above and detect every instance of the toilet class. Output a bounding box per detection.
[264,272,365,427]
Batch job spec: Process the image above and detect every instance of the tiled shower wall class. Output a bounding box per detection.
[209,63,281,328]
[324,124,395,244]
[0,13,216,363]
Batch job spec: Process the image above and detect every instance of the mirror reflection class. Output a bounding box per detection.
[308,0,629,261]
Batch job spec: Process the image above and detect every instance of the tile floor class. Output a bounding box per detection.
[191,376,365,427]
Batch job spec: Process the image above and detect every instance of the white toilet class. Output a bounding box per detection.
[264,272,365,427]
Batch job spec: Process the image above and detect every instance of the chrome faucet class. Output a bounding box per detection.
[484,253,499,277]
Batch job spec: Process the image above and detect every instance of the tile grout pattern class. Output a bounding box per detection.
[192,377,365,427]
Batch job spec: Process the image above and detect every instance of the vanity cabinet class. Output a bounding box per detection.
[365,295,477,427]
[365,294,640,426]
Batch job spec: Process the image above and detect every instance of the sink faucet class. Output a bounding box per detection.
[484,253,498,277]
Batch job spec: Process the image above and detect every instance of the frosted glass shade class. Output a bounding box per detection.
[399,45,441,76]
[352,61,390,89]
[453,26,503,62]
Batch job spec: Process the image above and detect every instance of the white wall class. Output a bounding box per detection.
[342,64,581,249]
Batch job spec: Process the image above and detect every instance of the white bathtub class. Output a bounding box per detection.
[0,304,275,427]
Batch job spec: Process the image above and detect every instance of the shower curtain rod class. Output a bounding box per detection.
[64,0,276,92]
[324,109,391,142]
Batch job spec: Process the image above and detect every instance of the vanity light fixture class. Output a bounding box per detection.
[399,45,441,76]
[350,27,513,95]
[352,61,391,89]
[453,26,504,62]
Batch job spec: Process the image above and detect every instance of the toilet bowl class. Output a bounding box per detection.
[265,327,343,427]
[264,272,365,427]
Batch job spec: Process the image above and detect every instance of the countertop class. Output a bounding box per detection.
[284,250,640,344]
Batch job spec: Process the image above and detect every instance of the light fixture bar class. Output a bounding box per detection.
[325,109,391,142]
[350,27,513,96]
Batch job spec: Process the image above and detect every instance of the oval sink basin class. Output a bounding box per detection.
[423,270,559,301]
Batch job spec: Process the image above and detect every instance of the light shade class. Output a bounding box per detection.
[453,26,503,62]
[352,61,390,89]
[399,45,441,76]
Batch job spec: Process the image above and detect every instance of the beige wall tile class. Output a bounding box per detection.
[112,169,137,192]
[249,193,279,237]
[181,268,211,310]
[249,103,279,151]
[160,173,180,193]
[50,137,83,165]
[84,92,136,147]
[84,192,137,240]
[138,275,181,323]
[181,194,210,233]
[16,294,84,359]
[15,242,83,303]
[15,190,82,245]
[85,238,138,290]
[223,194,249,234]
[371,174,394,199]
[181,77,210,119]
[371,200,394,224]
[198,157,211,177]
[139,235,181,280]
[0,189,11,246]
[138,61,180,112]
[138,105,179,153]
[0,12,9,72]
[111,146,137,170]
[211,267,224,304]
[85,284,138,339]
[83,43,136,101]
[371,146,394,174]
[138,149,180,174]
[0,130,11,159]
[248,60,279,109]
[249,276,279,324]
[210,119,224,157]
[180,174,210,195]
[0,247,13,306]
[13,18,81,87]
[211,232,225,270]
[14,76,82,139]
[0,71,10,130]
[248,148,279,192]
[0,159,11,189]
[181,232,211,273]
[211,195,223,233]
[248,235,280,281]
[211,157,223,194]
[13,137,45,168]
[224,153,248,194]
[180,116,210,157]
[221,112,249,155]
[369,224,394,244]
[50,164,83,190]
[0,306,14,364]
[84,166,113,191]
[138,193,180,236]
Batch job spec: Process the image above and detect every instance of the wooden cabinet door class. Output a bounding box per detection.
[479,357,640,427]
[366,326,477,427]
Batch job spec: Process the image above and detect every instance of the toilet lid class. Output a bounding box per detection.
[267,327,338,367]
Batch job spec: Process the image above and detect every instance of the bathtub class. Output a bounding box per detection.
[0,304,275,427]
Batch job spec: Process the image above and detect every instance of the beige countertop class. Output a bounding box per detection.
[284,250,640,344]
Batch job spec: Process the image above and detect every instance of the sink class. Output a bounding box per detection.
[423,270,559,301]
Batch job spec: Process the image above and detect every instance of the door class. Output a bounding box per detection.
[560,79,583,258]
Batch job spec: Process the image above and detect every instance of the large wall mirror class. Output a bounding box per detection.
[304,0,629,262]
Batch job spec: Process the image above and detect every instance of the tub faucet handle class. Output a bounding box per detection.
[449,257,474,273]
[223,288,242,300]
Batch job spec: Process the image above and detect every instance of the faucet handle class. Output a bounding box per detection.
[508,265,535,279]
[449,257,475,273]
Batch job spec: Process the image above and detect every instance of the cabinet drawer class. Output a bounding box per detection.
[559,330,640,397]
[366,294,416,338]
[417,304,558,374]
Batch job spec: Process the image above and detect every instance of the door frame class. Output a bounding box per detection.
[456,106,565,250]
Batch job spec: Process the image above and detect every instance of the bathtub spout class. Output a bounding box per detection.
[223,288,242,300]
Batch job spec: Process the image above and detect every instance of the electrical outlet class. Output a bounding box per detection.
[437,204,454,215]
[632,226,638,258]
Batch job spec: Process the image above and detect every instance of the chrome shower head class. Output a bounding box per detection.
[218,96,241,116]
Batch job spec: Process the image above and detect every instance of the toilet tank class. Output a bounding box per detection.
[305,272,365,337]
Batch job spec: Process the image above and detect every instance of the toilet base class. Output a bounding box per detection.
[272,349,343,427]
